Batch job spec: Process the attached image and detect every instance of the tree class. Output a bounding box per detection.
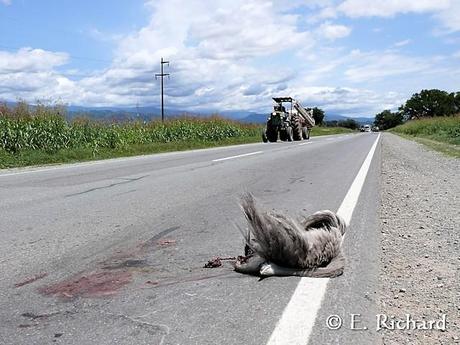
[400,89,456,119]
[324,120,338,127]
[374,109,404,130]
[338,118,359,130]
[454,92,460,114]
[311,107,325,125]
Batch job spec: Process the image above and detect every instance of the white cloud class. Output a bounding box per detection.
[335,0,460,33]
[118,0,311,62]
[434,1,460,33]
[317,21,352,40]
[0,48,83,103]
[317,7,337,20]
[0,48,68,73]
[393,39,411,47]
[78,0,316,109]
[344,51,430,82]
[1,0,11,5]
[87,28,123,43]
[283,85,405,116]
[1,0,458,117]
[337,0,450,18]
[0,0,318,111]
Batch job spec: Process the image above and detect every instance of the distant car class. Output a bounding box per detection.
[359,126,365,132]
[372,126,379,132]
[363,124,371,132]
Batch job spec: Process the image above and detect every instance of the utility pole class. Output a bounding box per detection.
[155,57,169,122]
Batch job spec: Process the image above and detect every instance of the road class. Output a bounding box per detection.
[0,133,381,345]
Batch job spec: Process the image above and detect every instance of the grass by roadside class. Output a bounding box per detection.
[0,102,355,169]
[311,126,354,136]
[0,103,261,168]
[0,136,263,169]
[390,133,460,158]
[390,116,460,158]
[0,126,354,169]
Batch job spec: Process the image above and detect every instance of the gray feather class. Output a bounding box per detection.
[239,193,347,276]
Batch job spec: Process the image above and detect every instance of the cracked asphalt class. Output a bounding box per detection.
[0,133,381,345]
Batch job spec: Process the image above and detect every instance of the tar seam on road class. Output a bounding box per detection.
[65,175,148,198]
[212,151,263,162]
[265,133,381,345]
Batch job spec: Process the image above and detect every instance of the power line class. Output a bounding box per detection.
[155,57,169,122]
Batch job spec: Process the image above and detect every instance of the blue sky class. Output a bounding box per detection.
[0,0,459,117]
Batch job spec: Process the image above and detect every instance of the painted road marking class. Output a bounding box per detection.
[266,133,380,345]
[0,143,266,178]
[212,151,263,162]
[337,134,381,225]
[297,142,312,146]
[0,134,355,177]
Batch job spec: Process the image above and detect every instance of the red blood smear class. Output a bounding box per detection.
[39,271,132,298]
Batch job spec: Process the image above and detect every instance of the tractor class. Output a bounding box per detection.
[262,97,315,143]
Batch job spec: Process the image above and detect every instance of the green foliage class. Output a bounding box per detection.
[391,116,460,146]
[400,89,457,119]
[323,120,338,127]
[311,107,325,125]
[337,118,359,130]
[374,110,404,130]
[310,126,354,135]
[454,92,460,112]
[0,103,260,155]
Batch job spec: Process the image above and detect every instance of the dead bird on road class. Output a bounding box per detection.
[235,193,347,278]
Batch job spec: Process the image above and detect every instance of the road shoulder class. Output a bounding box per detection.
[379,133,459,344]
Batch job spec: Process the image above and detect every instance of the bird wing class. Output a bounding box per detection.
[241,193,345,269]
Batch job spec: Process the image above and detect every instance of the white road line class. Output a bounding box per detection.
[212,151,263,162]
[297,142,312,146]
[0,142,267,178]
[266,133,380,345]
[337,133,380,225]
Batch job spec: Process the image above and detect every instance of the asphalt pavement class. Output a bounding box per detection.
[0,132,381,345]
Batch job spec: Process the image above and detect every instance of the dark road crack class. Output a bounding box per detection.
[65,175,148,197]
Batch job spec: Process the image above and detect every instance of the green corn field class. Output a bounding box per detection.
[0,102,261,155]
[391,115,460,145]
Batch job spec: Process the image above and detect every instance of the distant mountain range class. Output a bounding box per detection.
[69,107,374,125]
[324,113,375,125]
[3,101,374,124]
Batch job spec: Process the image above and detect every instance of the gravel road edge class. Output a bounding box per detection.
[379,133,459,344]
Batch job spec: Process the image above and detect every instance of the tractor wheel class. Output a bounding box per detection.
[287,127,294,142]
[279,130,287,141]
[267,129,278,142]
[262,130,268,143]
[292,115,302,141]
[302,127,310,140]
